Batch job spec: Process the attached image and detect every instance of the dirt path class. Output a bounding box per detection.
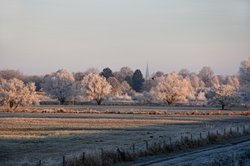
[130,136,250,166]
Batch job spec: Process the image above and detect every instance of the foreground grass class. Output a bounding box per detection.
[66,127,250,166]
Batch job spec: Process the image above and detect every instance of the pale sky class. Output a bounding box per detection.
[0,0,249,76]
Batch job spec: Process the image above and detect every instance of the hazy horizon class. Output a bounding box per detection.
[0,0,249,76]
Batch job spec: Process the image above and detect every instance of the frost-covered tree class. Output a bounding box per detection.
[120,81,133,96]
[151,73,192,105]
[212,85,240,110]
[84,68,100,76]
[113,67,133,82]
[81,73,111,105]
[211,75,223,89]
[42,69,75,104]
[23,75,44,91]
[0,70,24,80]
[0,78,38,110]
[132,69,144,92]
[107,77,122,97]
[188,74,205,90]
[239,58,250,102]
[239,58,250,84]
[73,72,85,81]
[142,79,155,92]
[226,75,240,89]
[136,91,154,104]
[179,69,191,78]
[152,71,165,79]
[198,66,214,87]
[197,91,206,101]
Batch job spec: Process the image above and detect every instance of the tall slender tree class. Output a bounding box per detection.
[132,69,144,92]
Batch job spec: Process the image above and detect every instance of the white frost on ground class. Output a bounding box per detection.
[0,107,250,166]
[146,139,250,166]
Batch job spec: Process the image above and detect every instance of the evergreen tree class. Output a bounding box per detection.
[132,69,144,92]
[101,67,113,79]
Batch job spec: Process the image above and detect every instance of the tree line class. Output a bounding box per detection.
[0,58,249,110]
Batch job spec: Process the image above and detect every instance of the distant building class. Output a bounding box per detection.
[145,64,150,80]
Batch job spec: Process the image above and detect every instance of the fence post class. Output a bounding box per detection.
[200,132,202,139]
[224,128,226,136]
[169,137,172,145]
[144,140,149,150]
[132,143,135,153]
[237,127,239,134]
[100,148,104,165]
[216,130,219,135]
[38,160,41,166]
[239,159,243,166]
[190,134,193,141]
[82,152,85,163]
[163,140,166,147]
[101,148,104,158]
[243,125,246,134]
[63,156,66,166]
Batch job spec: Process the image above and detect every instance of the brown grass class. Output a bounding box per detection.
[0,117,197,139]
[0,106,250,117]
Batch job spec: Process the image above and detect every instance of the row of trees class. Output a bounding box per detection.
[0,58,249,110]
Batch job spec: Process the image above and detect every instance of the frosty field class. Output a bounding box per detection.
[0,106,250,165]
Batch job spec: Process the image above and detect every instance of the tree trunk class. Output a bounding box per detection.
[96,99,103,105]
[60,99,66,105]
[9,102,14,111]
[13,103,20,111]
[221,104,225,110]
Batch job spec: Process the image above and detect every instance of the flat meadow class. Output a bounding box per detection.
[0,105,250,165]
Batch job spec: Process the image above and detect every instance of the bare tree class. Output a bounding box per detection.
[81,73,111,105]
[0,78,38,110]
[42,69,75,104]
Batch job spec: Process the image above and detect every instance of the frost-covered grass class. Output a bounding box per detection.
[207,151,250,166]
[0,106,250,165]
[67,129,250,166]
